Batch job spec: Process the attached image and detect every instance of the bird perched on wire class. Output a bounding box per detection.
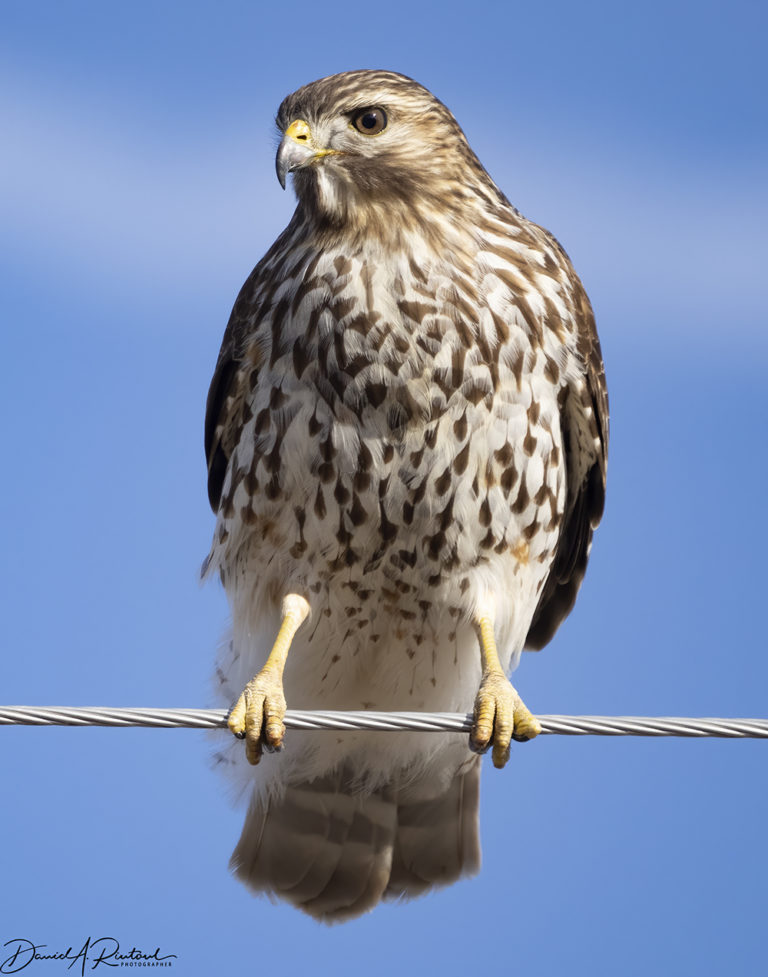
[204,69,608,922]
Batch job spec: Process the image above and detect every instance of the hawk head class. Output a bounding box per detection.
[274,70,502,234]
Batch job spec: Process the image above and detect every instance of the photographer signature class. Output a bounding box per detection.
[1,937,176,974]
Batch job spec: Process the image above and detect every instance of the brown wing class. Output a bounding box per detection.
[524,280,609,650]
[205,266,263,513]
[206,218,307,512]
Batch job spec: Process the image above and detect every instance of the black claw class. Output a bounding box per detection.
[468,738,491,755]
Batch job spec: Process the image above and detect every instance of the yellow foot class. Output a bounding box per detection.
[228,669,287,765]
[470,671,542,768]
[227,594,310,766]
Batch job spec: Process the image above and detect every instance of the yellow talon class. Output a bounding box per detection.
[471,612,540,768]
[228,594,310,765]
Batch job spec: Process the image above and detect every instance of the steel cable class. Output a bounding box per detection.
[1,706,767,738]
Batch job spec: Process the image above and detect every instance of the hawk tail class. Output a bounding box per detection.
[230,757,481,922]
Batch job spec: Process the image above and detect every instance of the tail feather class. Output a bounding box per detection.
[231,774,350,895]
[298,790,397,921]
[386,755,481,899]
[230,757,481,922]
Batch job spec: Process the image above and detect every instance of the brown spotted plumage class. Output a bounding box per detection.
[204,69,608,923]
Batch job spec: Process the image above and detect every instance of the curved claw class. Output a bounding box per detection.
[470,671,541,768]
[228,672,287,766]
[228,594,310,765]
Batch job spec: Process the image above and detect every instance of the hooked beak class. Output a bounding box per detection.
[275,119,338,189]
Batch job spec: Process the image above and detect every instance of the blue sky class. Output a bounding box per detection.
[1,0,766,974]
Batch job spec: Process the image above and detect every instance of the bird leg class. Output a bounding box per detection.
[470,614,541,768]
[228,594,310,765]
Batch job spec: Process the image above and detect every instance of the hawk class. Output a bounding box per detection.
[204,70,608,922]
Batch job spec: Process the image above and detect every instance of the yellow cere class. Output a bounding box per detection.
[285,118,312,143]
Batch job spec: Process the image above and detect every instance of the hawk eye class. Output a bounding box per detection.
[352,108,387,135]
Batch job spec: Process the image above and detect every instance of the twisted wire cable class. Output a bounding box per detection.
[0,706,767,738]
